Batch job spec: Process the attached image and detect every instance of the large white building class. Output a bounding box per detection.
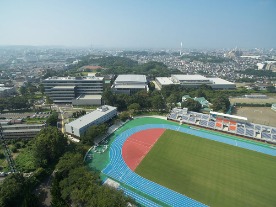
[111,74,148,95]
[65,105,117,138]
[43,76,104,104]
[155,75,235,90]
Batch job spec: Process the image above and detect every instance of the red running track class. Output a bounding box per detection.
[122,128,165,171]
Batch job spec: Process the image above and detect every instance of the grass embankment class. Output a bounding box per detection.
[135,130,276,207]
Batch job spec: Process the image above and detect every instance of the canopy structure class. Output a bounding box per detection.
[210,111,248,121]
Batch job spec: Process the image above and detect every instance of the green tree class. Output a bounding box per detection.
[81,124,108,145]
[128,103,140,115]
[33,127,68,167]
[118,111,130,122]
[151,94,165,111]
[212,96,230,112]
[181,99,202,112]
[46,111,58,127]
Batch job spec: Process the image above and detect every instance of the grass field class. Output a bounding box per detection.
[135,130,276,207]
[233,107,276,126]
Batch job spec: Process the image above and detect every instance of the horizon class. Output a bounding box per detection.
[1,0,276,49]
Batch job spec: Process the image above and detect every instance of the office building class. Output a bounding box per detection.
[43,76,104,104]
[65,105,117,138]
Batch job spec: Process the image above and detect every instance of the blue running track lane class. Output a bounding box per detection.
[103,124,276,207]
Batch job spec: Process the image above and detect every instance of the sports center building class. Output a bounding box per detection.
[43,76,104,105]
[65,105,117,138]
[155,75,236,89]
[111,74,148,95]
[167,108,276,143]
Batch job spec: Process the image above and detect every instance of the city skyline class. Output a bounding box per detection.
[0,0,276,49]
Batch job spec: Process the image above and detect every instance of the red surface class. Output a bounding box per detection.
[122,128,165,171]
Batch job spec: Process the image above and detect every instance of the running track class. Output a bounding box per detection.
[103,124,276,207]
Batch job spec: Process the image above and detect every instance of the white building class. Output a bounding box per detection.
[43,76,104,104]
[111,74,148,95]
[155,75,235,90]
[65,105,117,138]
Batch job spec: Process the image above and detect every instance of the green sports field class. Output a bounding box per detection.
[135,130,276,207]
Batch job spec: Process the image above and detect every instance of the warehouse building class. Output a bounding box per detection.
[65,105,117,138]
[111,74,148,95]
[155,75,235,90]
[43,76,104,104]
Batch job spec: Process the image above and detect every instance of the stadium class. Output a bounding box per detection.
[86,116,276,207]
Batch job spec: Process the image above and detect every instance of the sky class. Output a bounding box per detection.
[0,0,276,49]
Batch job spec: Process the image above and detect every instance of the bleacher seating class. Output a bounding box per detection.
[271,128,276,134]
[199,120,208,127]
[188,117,196,123]
[229,125,237,131]
[261,132,271,139]
[207,121,215,128]
[237,127,245,135]
[245,129,254,137]
[201,114,209,120]
[245,123,254,129]
[272,134,276,140]
[168,108,276,144]
[215,122,223,128]
[169,113,177,120]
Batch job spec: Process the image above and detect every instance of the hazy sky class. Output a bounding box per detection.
[0,0,275,49]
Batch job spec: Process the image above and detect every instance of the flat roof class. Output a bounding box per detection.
[52,86,76,89]
[208,78,235,85]
[172,75,208,81]
[115,74,147,83]
[44,76,103,81]
[76,94,102,100]
[114,84,146,89]
[2,124,44,128]
[210,111,248,121]
[156,77,174,85]
[66,105,117,129]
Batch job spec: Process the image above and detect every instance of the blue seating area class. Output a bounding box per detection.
[120,187,162,207]
[271,128,276,134]
[237,127,245,135]
[261,132,271,139]
[199,120,208,127]
[182,115,189,121]
[245,123,254,129]
[188,117,196,123]
[201,114,209,120]
[255,125,261,131]
[245,129,254,137]
[169,113,177,120]
[207,121,215,128]
[272,134,276,140]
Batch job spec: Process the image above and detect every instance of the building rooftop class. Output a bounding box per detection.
[66,105,117,129]
[52,86,76,89]
[115,74,147,83]
[208,78,235,85]
[75,94,102,100]
[44,76,104,81]
[156,77,174,85]
[114,84,146,89]
[172,75,209,81]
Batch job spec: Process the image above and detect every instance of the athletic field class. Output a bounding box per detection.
[135,129,276,207]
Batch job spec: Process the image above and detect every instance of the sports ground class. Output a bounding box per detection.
[87,117,276,207]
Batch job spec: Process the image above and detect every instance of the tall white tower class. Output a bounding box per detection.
[180,42,183,56]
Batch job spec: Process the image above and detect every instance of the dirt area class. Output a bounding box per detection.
[233,107,276,127]
[230,97,276,104]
